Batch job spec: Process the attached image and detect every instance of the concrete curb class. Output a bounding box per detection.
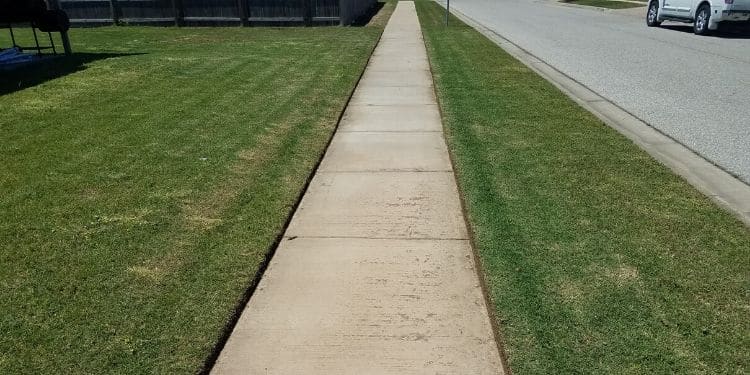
[439,2,750,227]
[555,1,644,12]
[556,0,647,10]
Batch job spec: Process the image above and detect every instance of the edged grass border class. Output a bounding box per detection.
[416,1,750,373]
[199,2,397,372]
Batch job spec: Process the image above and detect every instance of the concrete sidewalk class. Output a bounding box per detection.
[211,2,505,373]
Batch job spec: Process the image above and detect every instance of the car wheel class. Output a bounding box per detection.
[647,1,661,27]
[694,4,711,35]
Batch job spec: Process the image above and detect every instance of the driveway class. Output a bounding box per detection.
[441,0,750,183]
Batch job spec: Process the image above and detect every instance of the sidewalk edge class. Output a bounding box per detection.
[198,22,389,375]
[418,13,515,375]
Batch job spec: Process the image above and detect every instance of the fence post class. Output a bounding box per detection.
[108,0,120,25]
[172,0,184,26]
[238,0,249,26]
[303,0,312,26]
[338,0,345,25]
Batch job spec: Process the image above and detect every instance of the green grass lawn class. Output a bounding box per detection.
[0,9,389,372]
[416,1,749,374]
[562,0,645,9]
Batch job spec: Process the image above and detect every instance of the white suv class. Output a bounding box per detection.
[646,0,750,34]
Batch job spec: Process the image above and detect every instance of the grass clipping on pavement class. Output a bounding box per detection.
[416,1,749,373]
[0,20,385,373]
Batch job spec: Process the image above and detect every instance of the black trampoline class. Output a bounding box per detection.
[1,0,72,63]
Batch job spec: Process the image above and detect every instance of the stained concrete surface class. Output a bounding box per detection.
[320,132,452,172]
[338,105,442,132]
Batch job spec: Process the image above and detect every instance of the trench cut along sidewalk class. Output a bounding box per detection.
[211,2,505,373]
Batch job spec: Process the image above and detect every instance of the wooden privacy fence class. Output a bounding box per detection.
[55,0,376,26]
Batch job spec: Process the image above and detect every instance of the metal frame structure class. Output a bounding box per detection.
[4,22,59,55]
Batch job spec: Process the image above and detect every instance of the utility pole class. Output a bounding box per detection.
[445,0,450,26]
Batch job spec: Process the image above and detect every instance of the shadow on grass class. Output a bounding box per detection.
[0,52,141,96]
[660,24,750,39]
[351,1,386,26]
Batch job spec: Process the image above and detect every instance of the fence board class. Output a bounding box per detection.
[247,0,304,19]
[58,0,376,25]
[183,0,238,18]
[313,0,338,19]
[119,0,175,20]
[61,0,111,20]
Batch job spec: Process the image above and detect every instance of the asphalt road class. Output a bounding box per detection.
[440,0,750,183]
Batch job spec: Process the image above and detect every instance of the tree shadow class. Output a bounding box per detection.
[0,52,142,96]
[660,24,750,39]
[351,1,386,27]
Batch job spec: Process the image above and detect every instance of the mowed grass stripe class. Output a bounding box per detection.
[416,1,749,374]
[0,18,388,373]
